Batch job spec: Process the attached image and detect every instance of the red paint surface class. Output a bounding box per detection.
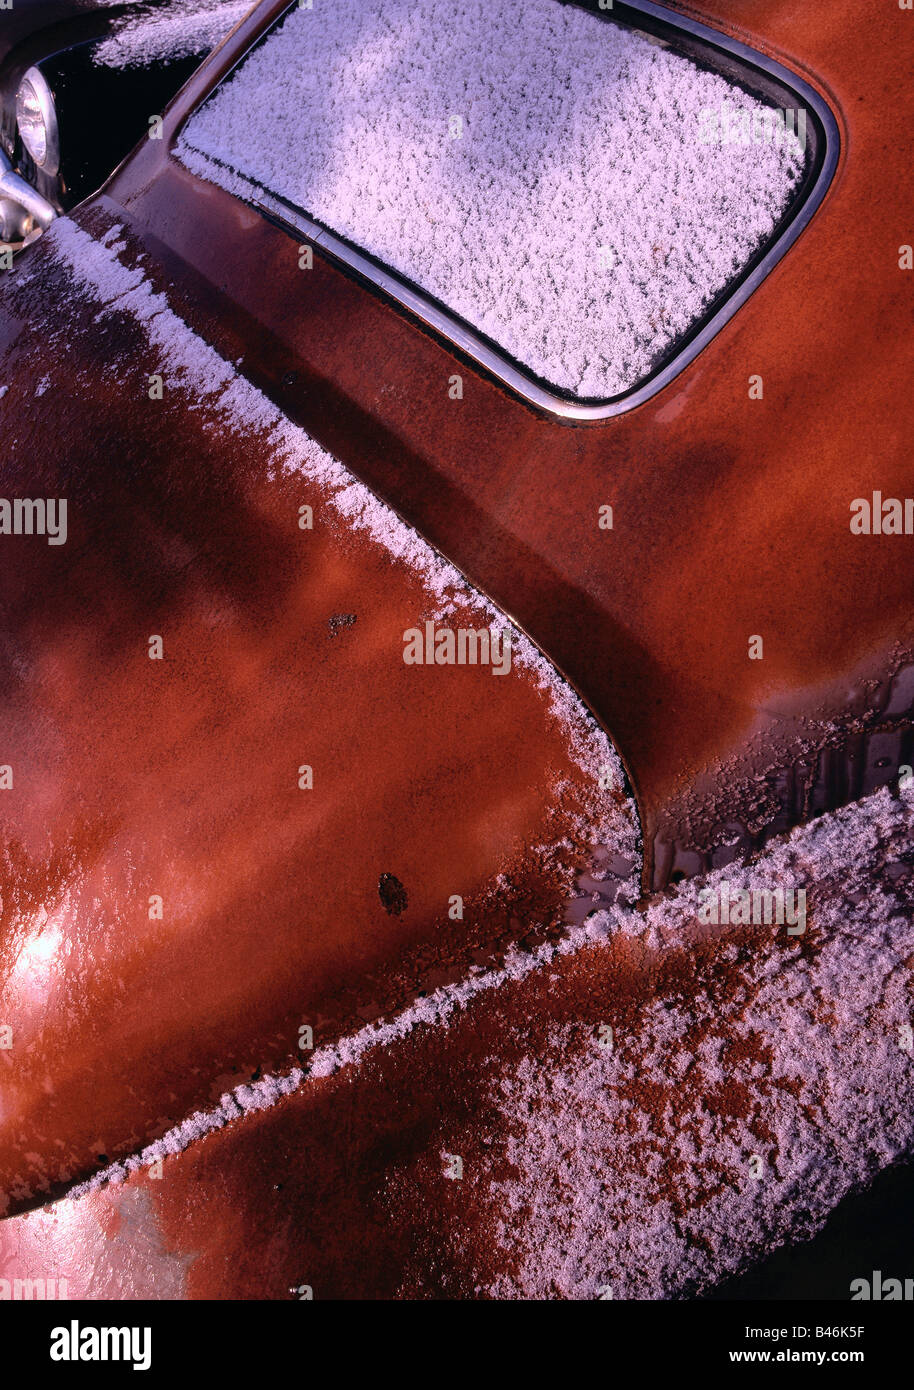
[0,226,628,1211]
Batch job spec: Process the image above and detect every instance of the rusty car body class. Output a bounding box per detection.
[0,0,912,1299]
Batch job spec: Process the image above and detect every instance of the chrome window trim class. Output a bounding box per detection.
[180,0,840,422]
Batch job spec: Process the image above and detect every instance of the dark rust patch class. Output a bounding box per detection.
[379,873,408,916]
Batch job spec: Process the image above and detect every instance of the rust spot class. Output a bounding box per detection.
[379,873,408,916]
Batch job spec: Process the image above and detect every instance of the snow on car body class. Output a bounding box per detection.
[0,0,912,1297]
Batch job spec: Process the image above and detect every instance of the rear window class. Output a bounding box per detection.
[177,0,825,413]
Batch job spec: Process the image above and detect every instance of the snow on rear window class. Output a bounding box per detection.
[93,0,252,70]
[177,0,806,400]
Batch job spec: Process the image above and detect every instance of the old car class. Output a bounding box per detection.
[0,0,912,1304]
[0,0,249,246]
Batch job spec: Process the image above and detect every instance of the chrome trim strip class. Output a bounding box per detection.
[189,0,841,422]
[0,149,56,232]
